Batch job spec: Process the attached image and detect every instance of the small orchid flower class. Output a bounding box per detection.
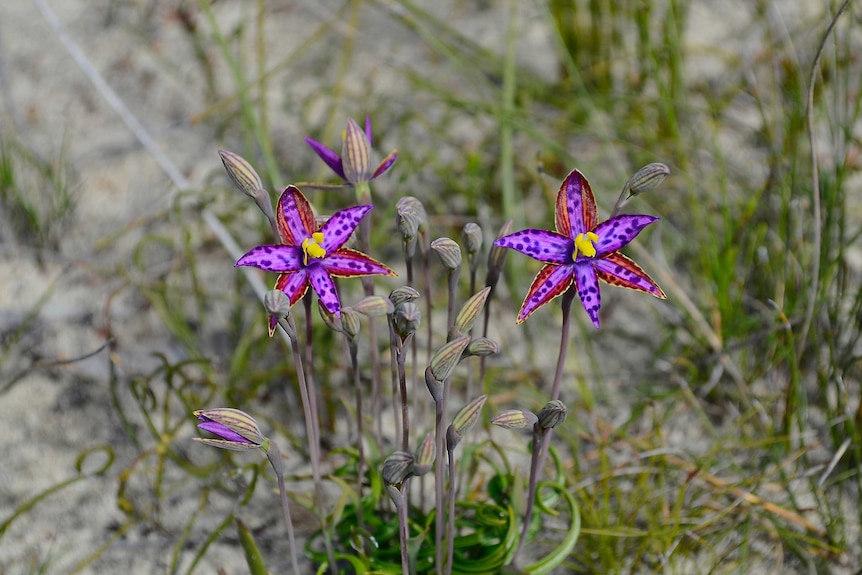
[305,116,398,186]
[494,169,666,328]
[193,408,267,451]
[236,186,395,323]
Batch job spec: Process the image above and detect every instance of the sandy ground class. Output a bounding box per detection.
[0,0,858,574]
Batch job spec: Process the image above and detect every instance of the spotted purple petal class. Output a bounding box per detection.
[235,244,302,273]
[320,204,372,252]
[275,271,310,307]
[305,137,346,181]
[573,262,601,328]
[594,252,666,298]
[277,186,317,246]
[494,229,572,265]
[307,265,341,315]
[556,169,597,239]
[323,248,395,278]
[592,215,659,256]
[517,263,575,323]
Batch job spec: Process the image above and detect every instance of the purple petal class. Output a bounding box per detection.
[305,137,346,181]
[573,262,601,328]
[494,229,573,264]
[364,115,373,146]
[517,263,575,323]
[307,265,341,315]
[277,187,316,246]
[593,215,659,256]
[556,169,597,238]
[275,271,310,307]
[324,248,395,277]
[594,252,666,298]
[372,150,398,179]
[197,421,252,444]
[320,205,373,252]
[235,244,302,272]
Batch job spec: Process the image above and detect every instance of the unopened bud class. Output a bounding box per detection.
[537,399,568,429]
[342,118,371,184]
[451,394,487,438]
[382,451,414,486]
[491,409,538,430]
[449,287,491,340]
[429,335,470,382]
[462,337,499,358]
[353,295,394,317]
[486,220,513,288]
[414,432,436,476]
[340,308,361,339]
[264,290,292,337]
[461,223,483,256]
[394,302,421,338]
[396,196,427,232]
[194,408,267,452]
[219,150,263,198]
[389,286,420,308]
[624,163,669,199]
[317,300,343,333]
[431,237,462,270]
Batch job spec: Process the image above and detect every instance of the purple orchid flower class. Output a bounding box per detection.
[494,169,666,328]
[304,116,398,185]
[194,408,266,451]
[236,186,395,330]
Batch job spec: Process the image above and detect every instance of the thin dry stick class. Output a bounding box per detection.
[798,0,851,353]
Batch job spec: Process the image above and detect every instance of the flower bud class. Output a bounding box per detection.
[429,335,471,382]
[486,220,513,288]
[413,432,435,476]
[461,222,483,256]
[624,163,670,199]
[537,399,568,429]
[394,302,421,338]
[264,289,292,337]
[382,451,415,486]
[193,408,267,452]
[340,308,361,339]
[389,286,420,307]
[425,366,443,403]
[342,118,371,184]
[451,394,487,438]
[491,409,538,430]
[449,286,491,340]
[353,295,395,317]
[317,300,343,333]
[462,337,499,358]
[396,196,427,232]
[219,150,263,198]
[431,237,462,270]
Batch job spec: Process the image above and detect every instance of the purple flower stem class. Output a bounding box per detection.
[265,440,302,575]
[434,373,453,575]
[281,312,336,575]
[397,335,412,452]
[388,317,403,449]
[444,442,458,575]
[394,480,412,575]
[513,286,575,565]
[346,335,367,548]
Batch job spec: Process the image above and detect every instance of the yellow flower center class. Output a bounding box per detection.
[574,231,599,259]
[301,232,326,265]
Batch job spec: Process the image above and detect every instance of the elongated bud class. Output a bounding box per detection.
[219,150,263,198]
[396,203,420,241]
[394,302,421,338]
[537,399,568,429]
[491,409,538,430]
[486,220,513,287]
[340,308,361,339]
[451,394,487,437]
[446,424,462,451]
[264,290,292,337]
[462,222,483,255]
[382,451,415,486]
[353,295,394,317]
[449,286,491,340]
[429,335,471,382]
[462,337,499,358]
[414,432,435,476]
[624,163,669,199]
[194,408,267,451]
[396,196,427,232]
[317,300,343,333]
[389,286,420,307]
[431,237,462,270]
[425,366,443,403]
[342,118,371,184]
